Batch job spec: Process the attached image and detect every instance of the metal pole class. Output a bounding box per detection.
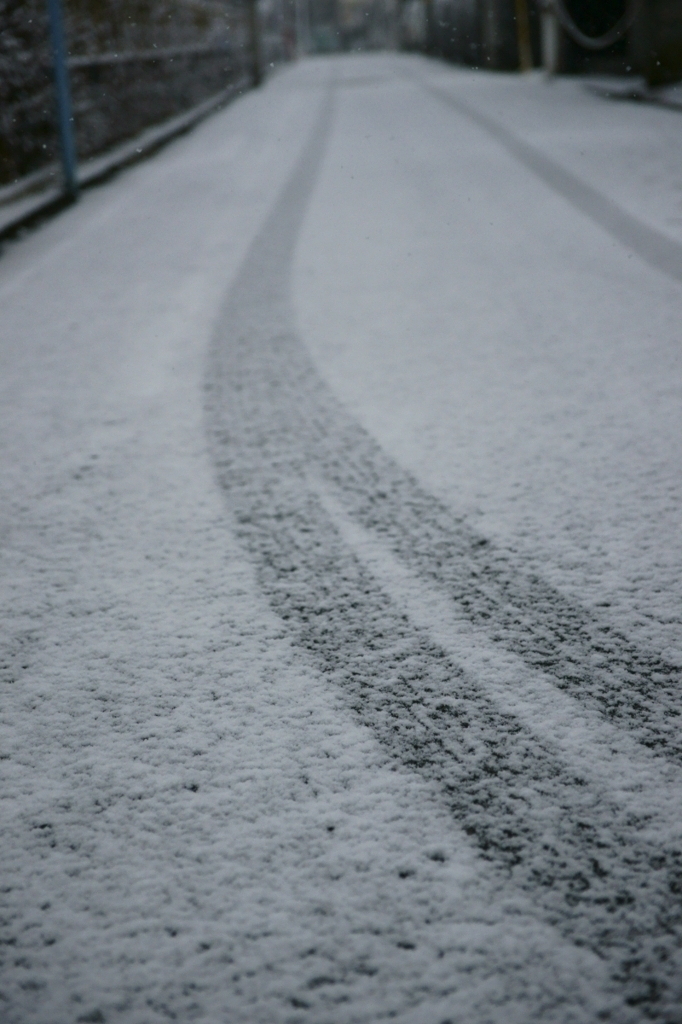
[515,0,533,72]
[424,0,435,53]
[46,0,78,199]
[247,0,263,86]
[541,7,560,75]
[295,0,305,55]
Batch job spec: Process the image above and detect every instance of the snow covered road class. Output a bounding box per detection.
[2,54,682,1023]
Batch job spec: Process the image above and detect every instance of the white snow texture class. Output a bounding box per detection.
[1,54,681,1024]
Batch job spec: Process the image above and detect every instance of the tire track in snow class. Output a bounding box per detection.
[413,73,682,286]
[313,477,682,816]
[205,81,682,1019]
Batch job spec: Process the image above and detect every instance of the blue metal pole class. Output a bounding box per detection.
[46,0,78,198]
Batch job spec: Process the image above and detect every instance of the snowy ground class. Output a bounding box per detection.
[1,53,681,1024]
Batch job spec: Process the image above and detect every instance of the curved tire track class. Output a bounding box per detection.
[205,84,682,1020]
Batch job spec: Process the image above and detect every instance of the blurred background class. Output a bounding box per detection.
[1,0,681,204]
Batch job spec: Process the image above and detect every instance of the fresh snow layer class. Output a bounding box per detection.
[1,53,681,1024]
[295,56,682,663]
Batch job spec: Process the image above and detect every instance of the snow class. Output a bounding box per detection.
[1,53,681,1023]
[295,56,682,662]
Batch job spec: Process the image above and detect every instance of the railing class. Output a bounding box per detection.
[0,0,291,212]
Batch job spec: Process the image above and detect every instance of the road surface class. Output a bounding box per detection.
[1,53,682,1024]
